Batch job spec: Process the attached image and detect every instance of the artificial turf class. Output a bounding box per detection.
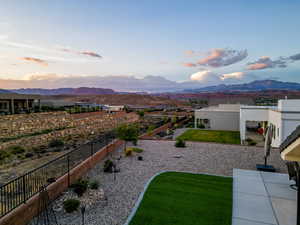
[178,129,241,145]
[129,172,232,225]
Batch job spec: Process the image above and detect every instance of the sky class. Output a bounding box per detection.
[0,0,300,89]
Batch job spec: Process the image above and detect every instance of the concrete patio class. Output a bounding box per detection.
[233,169,297,225]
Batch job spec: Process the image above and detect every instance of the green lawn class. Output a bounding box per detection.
[178,129,241,144]
[129,172,232,225]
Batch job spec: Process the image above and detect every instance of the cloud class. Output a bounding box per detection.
[289,53,300,61]
[247,56,287,70]
[183,63,197,67]
[20,57,48,66]
[220,72,245,80]
[79,51,102,58]
[185,50,195,56]
[197,48,248,67]
[190,70,220,83]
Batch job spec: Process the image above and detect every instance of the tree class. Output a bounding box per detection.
[137,110,145,118]
[116,124,139,151]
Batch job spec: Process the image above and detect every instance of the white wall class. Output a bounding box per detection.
[195,110,240,131]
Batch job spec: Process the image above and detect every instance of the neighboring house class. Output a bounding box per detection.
[0,93,41,114]
[194,100,300,148]
[104,105,124,112]
[240,100,300,147]
[194,104,240,131]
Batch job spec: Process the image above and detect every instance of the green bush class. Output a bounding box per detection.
[197,124,205,129]
[0,151,10,160]
[89,180,99,190]
[48,139,64,148]
[71,179,89,196]
[103,159,115,173]
[7,146,25,155]
[63,199,80,213]
[175,139,186,148]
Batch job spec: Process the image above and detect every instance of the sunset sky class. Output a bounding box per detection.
[1,0,300,89]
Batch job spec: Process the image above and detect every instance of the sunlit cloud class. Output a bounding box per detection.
[220,72,245,80]
[190,70,220,82]
[247,56,287,70]
[183,63,197,67]
[20,57,48,66]
[197,48,248,67]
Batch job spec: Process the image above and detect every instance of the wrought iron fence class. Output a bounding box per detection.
[0,131,116,218]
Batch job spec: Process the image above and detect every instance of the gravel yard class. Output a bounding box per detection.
[55,139,286,225]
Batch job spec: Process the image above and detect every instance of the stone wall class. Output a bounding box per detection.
[0,112,139,151]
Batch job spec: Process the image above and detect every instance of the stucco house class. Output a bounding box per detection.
[195,99,300,147]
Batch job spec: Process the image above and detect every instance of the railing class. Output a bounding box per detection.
[0,131,116,218]
[0,118,177,218]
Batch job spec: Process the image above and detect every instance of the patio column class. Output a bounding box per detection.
[26,99,29,111]
[10,98,14,114]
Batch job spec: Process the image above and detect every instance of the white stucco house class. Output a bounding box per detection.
[195,99,300,147]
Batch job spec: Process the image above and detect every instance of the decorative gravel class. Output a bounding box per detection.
[56,140,286,225]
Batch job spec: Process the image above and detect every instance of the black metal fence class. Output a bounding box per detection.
[0,131,116,218]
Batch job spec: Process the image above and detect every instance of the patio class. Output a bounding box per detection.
[233,169,296,225]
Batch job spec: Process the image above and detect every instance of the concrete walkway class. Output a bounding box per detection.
[233,169,297,225]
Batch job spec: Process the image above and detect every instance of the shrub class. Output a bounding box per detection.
[125,148,133,156]
[25,152,34,158]
[103,159,115,173]
[89,180,99,190]
[197,124,205,129]
[175,139,186,148]
[248,140,257,146]
[7,146,25,155]
[48,139,64,148]
[71,179,89,196]
[63,199,80,213]
[0,151,10,160]
[132,147,143,153]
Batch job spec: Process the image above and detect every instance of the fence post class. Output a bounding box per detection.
[67,155,70,187]
[22,175,26,204]
[91,141,94,156]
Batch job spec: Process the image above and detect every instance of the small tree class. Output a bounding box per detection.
[137,110,145,118]
[116,124,139,151]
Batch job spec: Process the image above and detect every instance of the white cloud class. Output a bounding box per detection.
[220,72,245,80]
[190,70,220,83]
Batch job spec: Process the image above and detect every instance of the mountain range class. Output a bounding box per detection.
[182,80,300,93]
[2,79,300,95]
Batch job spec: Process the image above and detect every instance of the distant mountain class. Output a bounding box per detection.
[0,89,12,94]
[12,87,116,95]
[183,80,300,93]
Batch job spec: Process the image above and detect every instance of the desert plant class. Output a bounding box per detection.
[175,139,186,148]
[125,148,133,156]
[63,199,80,213]
[103,159,115,173]
[25,152,34,158]
[0,151,10,160]
[7,145,25,155]
[89,180,99,190]
[71,179,89,196]
[137,110,145,118]
[48,139,64,148]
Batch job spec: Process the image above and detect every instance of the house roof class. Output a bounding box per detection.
[279,125,300,153]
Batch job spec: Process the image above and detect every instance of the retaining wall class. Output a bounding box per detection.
[0,139,124,225]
